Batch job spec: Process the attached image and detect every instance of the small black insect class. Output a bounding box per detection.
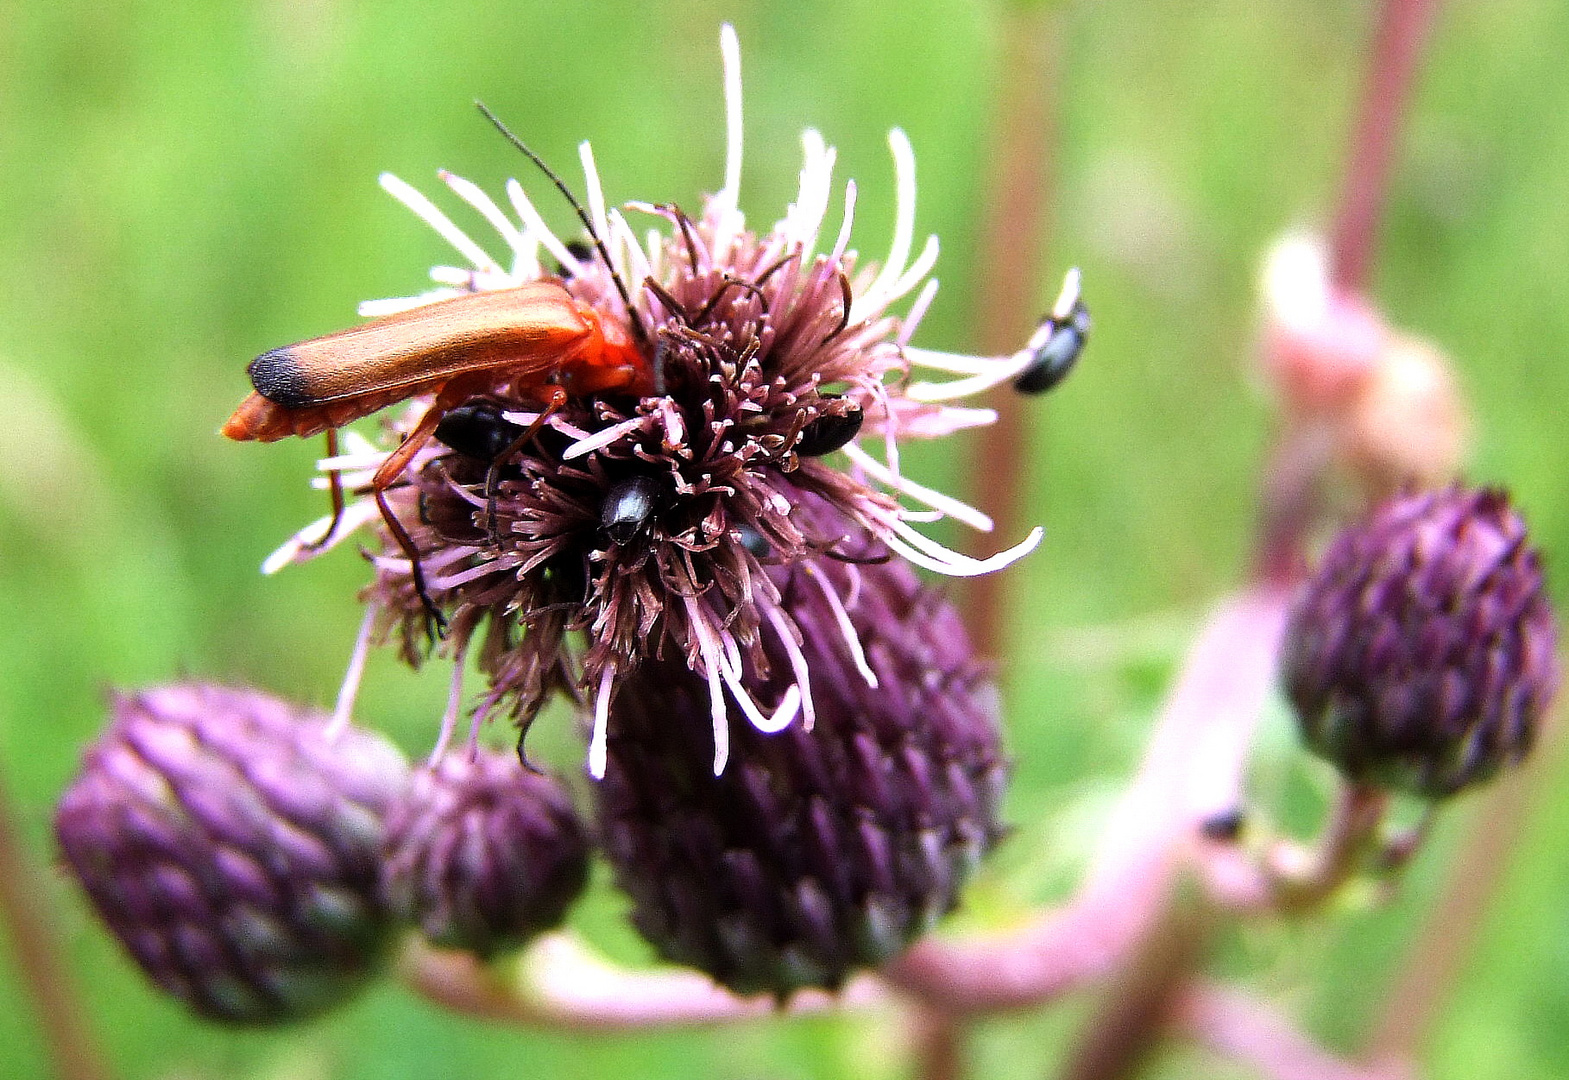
[795,397,864,457]
[1198,807,1246,842]
[601,476,663,544]
[434,401,528,461]
[1014,268,1090,396]
[556,238,596,278]
[733,522,772,560]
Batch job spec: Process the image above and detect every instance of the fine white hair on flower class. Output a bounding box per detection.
[268,23,1056,775]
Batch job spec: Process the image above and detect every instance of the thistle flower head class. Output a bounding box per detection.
[596,553,1007,997]
[1281,487,1560,798]
[267,28,1046,774]
[381,750,591,958]
[54,684,410,1023]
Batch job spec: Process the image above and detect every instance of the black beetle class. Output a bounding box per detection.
[433,401,528,461]
[1014,268,1091,396]
[795,397,864,457]
[601,476,663,544]
[733,522,772,559]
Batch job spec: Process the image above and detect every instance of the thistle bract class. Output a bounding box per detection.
[596,555,1007,997]
[1281,487,1560,798]
[54,684,410,1023]
[381,750,590,958]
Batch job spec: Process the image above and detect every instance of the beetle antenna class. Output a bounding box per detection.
[475,101,649,347]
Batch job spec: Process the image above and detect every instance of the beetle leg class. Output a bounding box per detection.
[370,384,473,639]
[304,428,346,551]
[375,486,445,640]
[484,385,570,546]
[651,335,667,396]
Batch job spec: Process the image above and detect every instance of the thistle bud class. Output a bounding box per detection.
[54,684,410,1023]
[1281,488,1560,798]
[1345,333,1468,495]
[597,557,1007,998]
[381,751,590,958]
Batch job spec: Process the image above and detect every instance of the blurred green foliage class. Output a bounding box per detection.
[2,0,1568,1077]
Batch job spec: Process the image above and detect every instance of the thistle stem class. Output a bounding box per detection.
[1054,888,1213,1080]
[1200,783,1393,915]
[961,2,1064,661]
[910,1009,967,1080]
[1175,982,1404,1080]
[399,933,888,1030]
[1052,788,1385,1080]
[1254,421,1338,583]
[885,585,1291,1012]
[1270,784,1390,914]
[0,768,110,1080]
[1328,0,1442,293]
[1362,702,1566,1063]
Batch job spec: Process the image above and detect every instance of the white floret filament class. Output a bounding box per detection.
[379,172,503,275]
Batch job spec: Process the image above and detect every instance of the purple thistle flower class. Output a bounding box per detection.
[54,684,410,1024]
[381,750,590,959]
[263,26,1047,775]
[1281,487,1560,798]
[595,554,1007,998]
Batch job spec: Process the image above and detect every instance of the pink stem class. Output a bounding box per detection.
[1328,0,1442,293]
[1176,982,1407,1080]
[399,934,887,1031]
[885,585,1292,1013]
[1200,783,1391,915]
[1274,785,1389,913]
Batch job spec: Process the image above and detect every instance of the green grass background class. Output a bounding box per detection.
[3,0,1568,1077]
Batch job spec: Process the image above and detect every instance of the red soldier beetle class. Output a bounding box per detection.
[223,105,657,633]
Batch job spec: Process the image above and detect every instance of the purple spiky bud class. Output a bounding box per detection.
[1281,487,1560,798]
[381,751,591,958]
[54,684,410,1024]
[597,557,1007,998]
